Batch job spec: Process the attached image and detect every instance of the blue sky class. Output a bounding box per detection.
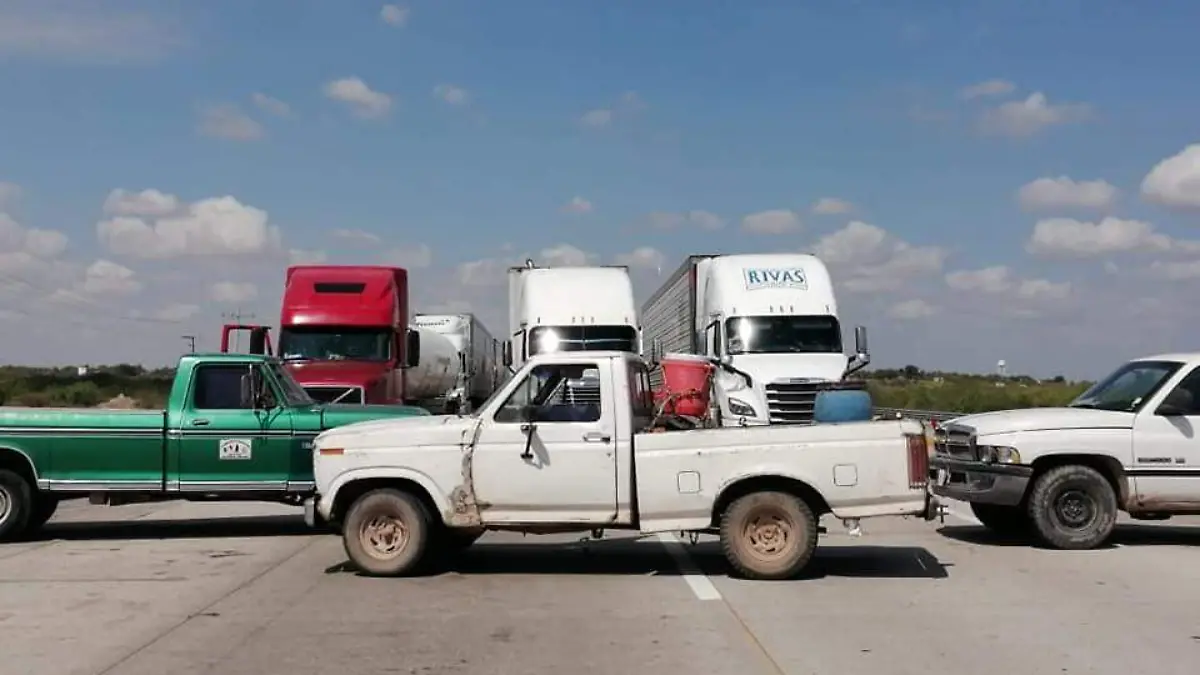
[1,0,1199,377]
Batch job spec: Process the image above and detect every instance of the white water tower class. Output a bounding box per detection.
[997,359,1007,377]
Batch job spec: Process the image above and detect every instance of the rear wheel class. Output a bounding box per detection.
[720,491,818,580]
[341,489,433,576]
[970,503,1029,536]
[0,469,33,542]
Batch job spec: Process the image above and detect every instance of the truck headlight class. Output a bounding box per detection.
[979,445,1021,464]
[728,397,756,417]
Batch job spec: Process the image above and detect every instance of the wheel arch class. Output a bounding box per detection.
[329,476,444,527]
[1030,453,1129,506]
[0,446,38,487]
[710,474,831,527]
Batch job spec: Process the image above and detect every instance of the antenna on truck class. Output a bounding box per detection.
[525,258,536,268]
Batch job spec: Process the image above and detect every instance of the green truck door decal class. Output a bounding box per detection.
[170,362,294,491]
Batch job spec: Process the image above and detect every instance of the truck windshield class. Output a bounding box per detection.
[1069,359,1182,412]
[725,316,842,355]
[527,325,638,355]
[278,327,392,362]
[269,362,316,406]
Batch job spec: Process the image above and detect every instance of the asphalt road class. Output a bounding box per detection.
[2,499,1198,675]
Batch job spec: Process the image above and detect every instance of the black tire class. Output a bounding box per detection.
[1026,464,1118,550]
[0,468,34,542]
[28,495,59,531]
[719,491,818,580]
[970,502,1030,536]
[341,488,433,576]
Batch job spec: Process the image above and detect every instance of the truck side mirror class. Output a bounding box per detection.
[404,328,421,368]
[240,366,262,408]
[502,341,513,367]
[854,325,869,358]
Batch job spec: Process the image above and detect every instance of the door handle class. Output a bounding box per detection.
[191,419,210,426]
[582,432,611,443]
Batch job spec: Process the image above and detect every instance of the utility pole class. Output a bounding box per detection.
[221,308,257,353]
[181,335,196,353]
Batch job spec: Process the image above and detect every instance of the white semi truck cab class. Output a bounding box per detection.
[502,259,641,370]
[642,253,869,427]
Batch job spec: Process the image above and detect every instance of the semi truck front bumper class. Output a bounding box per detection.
[930,455,1032,507]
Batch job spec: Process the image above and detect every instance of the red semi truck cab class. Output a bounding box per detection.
[278,265,419,405]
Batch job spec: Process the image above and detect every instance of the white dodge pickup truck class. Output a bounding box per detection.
[310,350,939,579]
[932,352,1200,550]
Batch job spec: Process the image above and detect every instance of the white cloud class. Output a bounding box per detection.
[332,228,382,244]
[433,84,469,106]
[103,188,181,217]
[979,92,1091,138]
[888,299,937,320]
[251,92,291,117]
[614,246,665,271]
[384,243,433,269]
[1016,176,1118,212]
[324,77,393,119]
[960,79,1016,100]
[380,4,409,27]
[647,210,723,230]
[811,197,856,215]
[940,263,1075,305]
[80,259,141,296]
[1148,260,1200,280]
[456,243,595,288]
[562,196,593,214]
[210,281,258,304]
[1024,217,1190,258]
[741,209,802,234]
[580,109,613,128]
[97,190,282,259]
[0,212,69,260]
[23,228,68,258]
[197,104,264,141]
[0,5,183,65]
[1140,144,1200,210]
[810,220,946,292]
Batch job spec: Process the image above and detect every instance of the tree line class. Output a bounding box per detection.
[0,362,1092,414]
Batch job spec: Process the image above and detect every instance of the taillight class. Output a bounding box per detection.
[906,433,929,489]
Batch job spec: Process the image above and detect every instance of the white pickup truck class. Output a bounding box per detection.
[309,350,939,579]
[931,352,1200,550]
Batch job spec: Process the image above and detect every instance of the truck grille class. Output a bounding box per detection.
[305,386,364,404]
[764,379,867,424]
[934,423,977,459]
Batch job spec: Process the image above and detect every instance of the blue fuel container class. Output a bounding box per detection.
[812,388,873,423]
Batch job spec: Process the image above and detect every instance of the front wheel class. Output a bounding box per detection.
[341,489,433,576]
[1026,465,1118,550]
[719,491,818,580]
[0,469,33,542]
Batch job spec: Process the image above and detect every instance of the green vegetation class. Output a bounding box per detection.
[0,362,1092,414]
[0,364,173,408]
[862,365,1092,414]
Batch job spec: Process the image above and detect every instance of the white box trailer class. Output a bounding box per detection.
[411,313,503,413]
[641,253,870,427]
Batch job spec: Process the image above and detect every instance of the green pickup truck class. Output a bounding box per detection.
[0,352,428,541]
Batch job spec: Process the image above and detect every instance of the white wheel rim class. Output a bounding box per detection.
[0,488,11,524]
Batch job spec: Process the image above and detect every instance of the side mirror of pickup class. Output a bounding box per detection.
[518,404,538,459]
[239,368,262,408]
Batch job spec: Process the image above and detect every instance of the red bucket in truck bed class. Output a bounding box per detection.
[656,353,714,418]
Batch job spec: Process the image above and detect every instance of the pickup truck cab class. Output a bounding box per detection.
[311,350,938,580]
[931,352,1200,550]
[0,353,428,541]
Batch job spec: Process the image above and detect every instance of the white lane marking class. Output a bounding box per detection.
[655,532,723,601]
